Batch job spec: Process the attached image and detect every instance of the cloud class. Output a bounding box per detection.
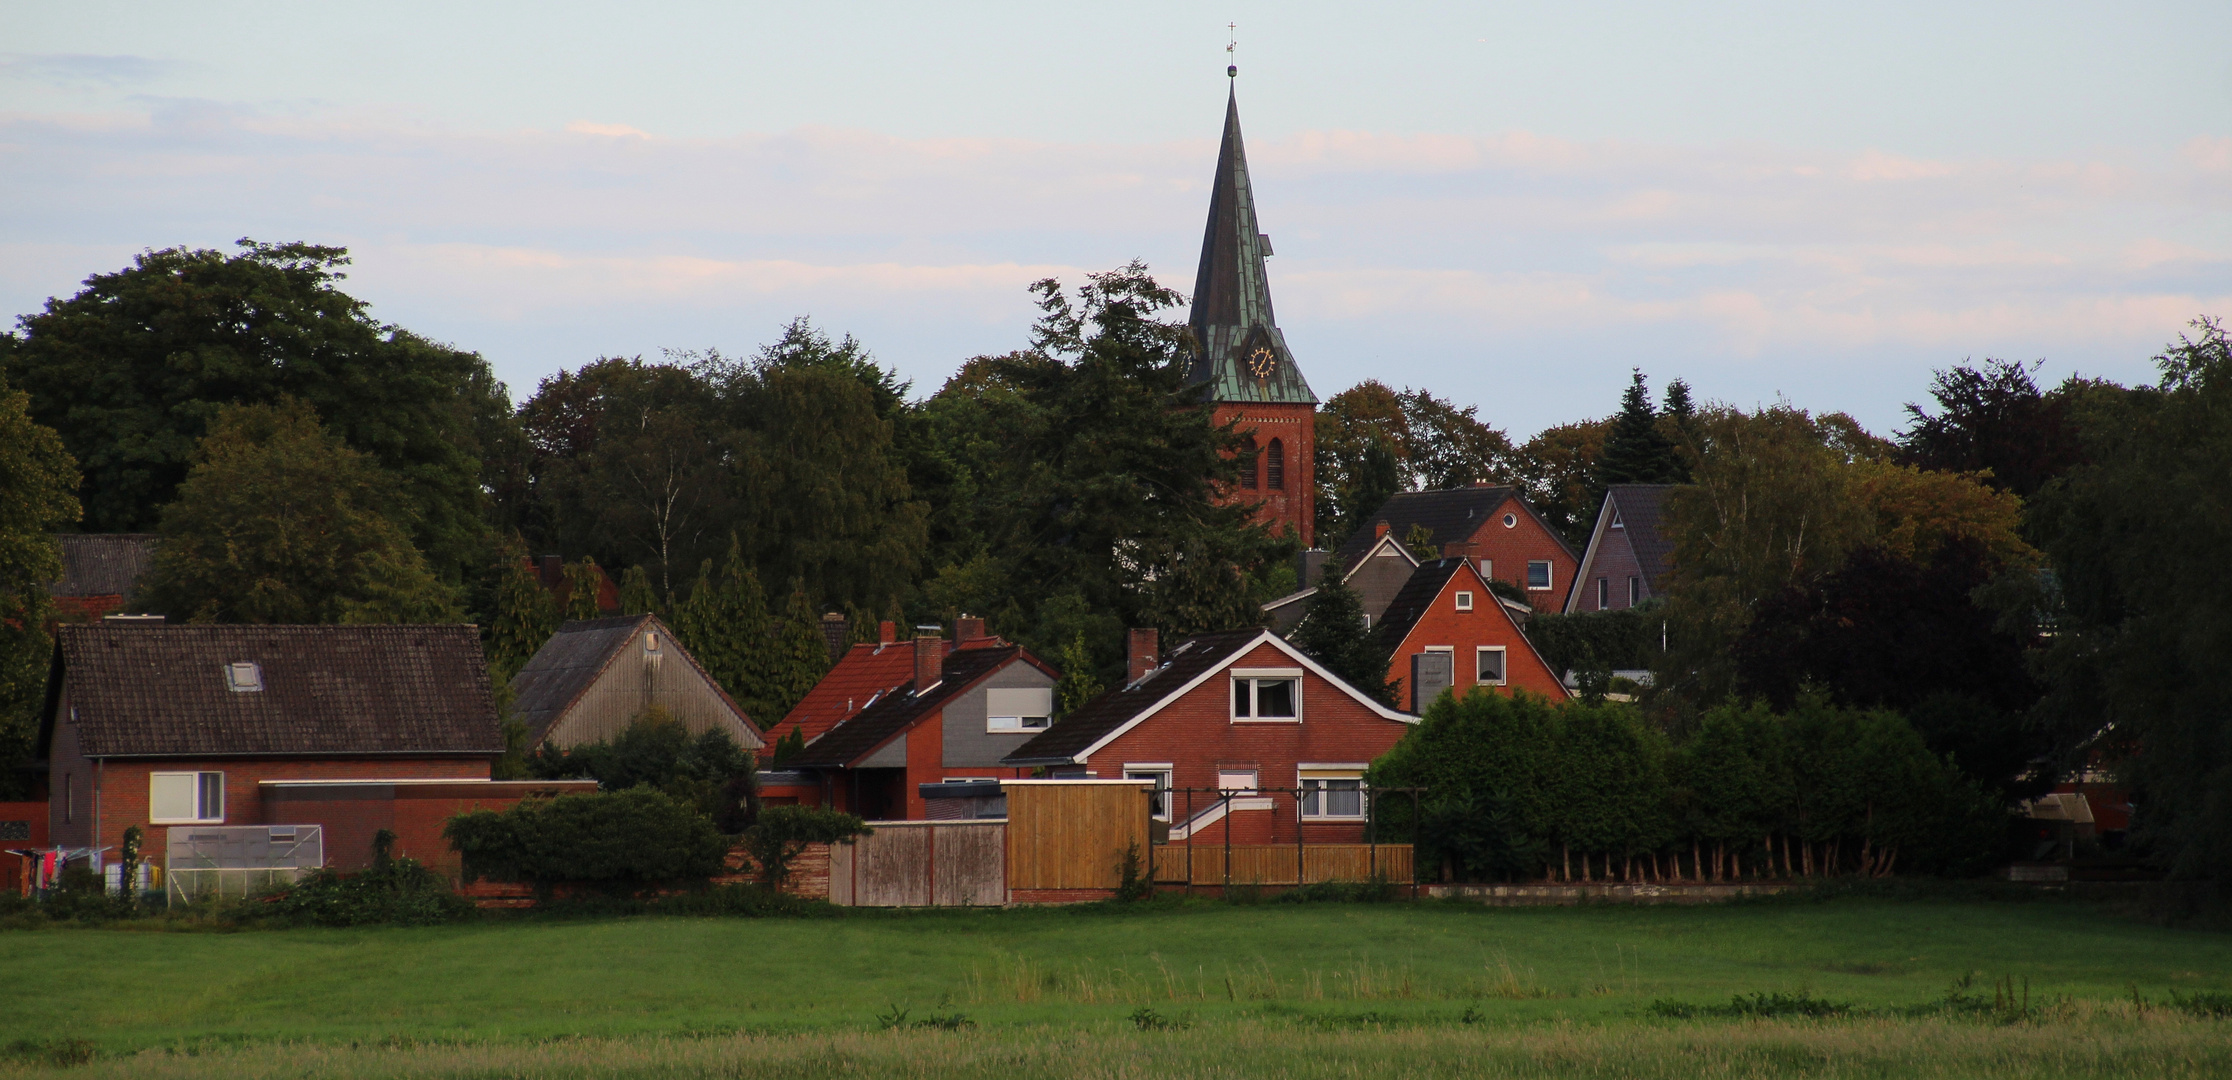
[0,53,178,89]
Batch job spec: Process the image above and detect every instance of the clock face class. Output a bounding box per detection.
[1245,344,1278,379]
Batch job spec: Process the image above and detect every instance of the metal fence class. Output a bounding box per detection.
[1156,785,1423,896]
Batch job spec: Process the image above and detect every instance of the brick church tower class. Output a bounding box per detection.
[1186,76,1318,547]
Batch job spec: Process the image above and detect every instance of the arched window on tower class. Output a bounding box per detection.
[1267,438,1286,491]
[1241,434,1260,490]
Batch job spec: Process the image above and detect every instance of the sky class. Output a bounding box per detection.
[4,1,2229,439]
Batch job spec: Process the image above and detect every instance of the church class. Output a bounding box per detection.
[1185,74,1319,548]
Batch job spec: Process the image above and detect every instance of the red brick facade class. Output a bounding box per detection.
[1380,561,1571,711]
[1459,492,1579,612]
[1070,637,1413,845]
[1216,402,1316,546]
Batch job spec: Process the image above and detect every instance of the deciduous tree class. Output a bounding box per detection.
[0,375,78,799]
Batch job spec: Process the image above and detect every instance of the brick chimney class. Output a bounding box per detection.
[879,620,897,645]
[1127,627,1159,685]
[914,628,944,690]
[1441,540,1478,562]
[820,612,849,664]
[956,615,986,645]
[538,554,563,585]
[1373,520,1390,541]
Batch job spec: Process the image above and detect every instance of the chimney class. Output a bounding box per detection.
[879,620,897,645]
[1441,540,1478,562]
[539,554,563,585]
[956,615,986,645]
[1127,628,1160,685]
[1373,520,1390,541]
[914,628,943,690]
[1297,548,1329,589]
[820,612,849,664]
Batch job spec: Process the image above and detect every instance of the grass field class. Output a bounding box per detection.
[2,894,2227,1077]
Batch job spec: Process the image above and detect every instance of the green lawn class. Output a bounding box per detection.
[1,896,2226,1076]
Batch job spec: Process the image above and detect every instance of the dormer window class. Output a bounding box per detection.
[1454,591,1474,612]
[225,662,263,692]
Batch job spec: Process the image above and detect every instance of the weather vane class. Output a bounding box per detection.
[1227,23,1238,78]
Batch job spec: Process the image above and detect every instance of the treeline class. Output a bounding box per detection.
[1368,688,2001,883]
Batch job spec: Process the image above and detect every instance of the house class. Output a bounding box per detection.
[761,619,958,754]
[45,534,158,623]
[779,620,1060,820]
[508,614,761,752]
[1261,527,1420,633]
[1331,484,1580,617]
[1372,546,1571,713]
[36,623,589,878]
[1565,484,1676,613]
[1001,627,1416,846]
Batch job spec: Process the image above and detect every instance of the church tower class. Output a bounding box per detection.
[1186,75,1319,546]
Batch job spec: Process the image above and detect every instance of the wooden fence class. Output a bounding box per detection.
[830,821,1004,906]
[1004,780,1153,892]
[1152,844,1413,887]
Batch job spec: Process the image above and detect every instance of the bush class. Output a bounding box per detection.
[259,831,473,926]
[740,805,872,890]
[446,787,730,892]
[530,707,758,828]
[1527,604,1663,680]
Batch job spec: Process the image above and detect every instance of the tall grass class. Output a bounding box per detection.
[19,1013,2229,1080]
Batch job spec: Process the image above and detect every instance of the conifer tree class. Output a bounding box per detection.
[1288,565,1397,705]
[1597,369,1681,490]
[617,564,660,617]
[561,556,605,621]
[483,536,559,685]
[761,582,830,726]
[675,537,775,718]
[1053,632,1103,716]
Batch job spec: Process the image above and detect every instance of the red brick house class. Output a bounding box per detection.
[43,534,157,624]
[1001,628,1415,845]
[1566,484,1676,613]
[762,620,957,753]
[1333,484,1580,615]
[779,621,1059,820]
[36,623,586,878]
[1373,549,1571,712]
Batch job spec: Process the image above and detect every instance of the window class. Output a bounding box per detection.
[1629,576,1641,606]
[1126,765,1173,820]
[1611,510,1625,530]
[1300,772,1366,819]
[1217,769,1258,794]
[1240,435,1259,490]
[1597,577,1609,609]
[1266,438,1286,491]
[1527,560,1553,591]
[1476,647,1507,686]
[225,661,262,692]
[1502,513,1518,528]
[150,771,225,824]
[1230,670,1301,721]
[986,687,1055,732]
[1454,590,1474,612]
[644,631,660,652]
[1479,558,1493,580]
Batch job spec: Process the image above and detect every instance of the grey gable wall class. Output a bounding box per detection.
[942,659,1058,769]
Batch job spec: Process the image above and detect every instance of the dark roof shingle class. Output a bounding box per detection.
[1335,487,1575,571]
[48,534,158,598]
[1370,559,1467,654]
[1605,484,1677,591]
[1002,630,1263,766]
[44,624,499,758]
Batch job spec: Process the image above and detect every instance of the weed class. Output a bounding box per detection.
[4,1037,97,1067]
[1129,1006,1191,1031]
[1650,991,1852,1019]
[874,1004,972,1031]
[2169,990,2232,1019]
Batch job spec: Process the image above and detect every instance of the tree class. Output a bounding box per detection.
[140,399,460,624]
[1052,632,1103,716]
[0,375,79,799]
[741,806,872,890]
[616,564,660,617]
[2027,318,2232,881]
[4,240,513,581]
[1288,565,1396,705]
[560,557,605,621]
[1900,358,2085,498]
[1312,381,1515,548]
[1367,688,1563,882]
[763,583,832,725]
[1511,419,1612,548]
[1596,369,1681,493]
[483,535,558,685]
[527,706,757,825]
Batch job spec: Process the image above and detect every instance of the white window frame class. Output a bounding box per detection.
[1216,769,1259,794]
[1527,560,1554,591]
[1476,646,1508,687]
[1125,764,1174,821]
[986,686,1055,732]
[1298,765,1368,821]
[1454,590,1474,612]
[149,771,225,824]
[224,661,263,692]
[1230,668,1303,723]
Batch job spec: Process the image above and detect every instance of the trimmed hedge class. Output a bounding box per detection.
[445,787,729,891]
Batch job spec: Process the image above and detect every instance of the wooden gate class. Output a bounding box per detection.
[829,821,1004,907]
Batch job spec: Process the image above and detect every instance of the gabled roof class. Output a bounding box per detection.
[1370,557,1470,654]
[1184,87,1316,406]
[40,624,499,759]
[1337,486,1577,570]
[764,638,960,749]
[47,534,157,598]
[507,614,757,746]
[785,644,1049,770]
[1567,484,1678,612]
[1002,628,1412,767]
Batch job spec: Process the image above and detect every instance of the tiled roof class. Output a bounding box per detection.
[1336,486,1519,570]
[42,624,499,758]
[1370,558,1468,654]
[1002,630,1263,766]
[507,614,754,744]
[785,645,1036,770]
[47,534,157,597]
[763,638,958,749]
[1606,485,1677,592]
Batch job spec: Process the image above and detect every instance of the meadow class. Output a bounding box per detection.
[1,893,2226,1077]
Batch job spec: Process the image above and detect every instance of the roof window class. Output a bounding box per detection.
[225,662,264,693]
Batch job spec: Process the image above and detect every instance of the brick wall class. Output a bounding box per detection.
[1383,563,1569,710]
[1464,495,1579,611]
[1216,403,1316,546]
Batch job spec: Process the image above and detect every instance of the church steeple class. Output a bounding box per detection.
[1186,86,1317,406]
